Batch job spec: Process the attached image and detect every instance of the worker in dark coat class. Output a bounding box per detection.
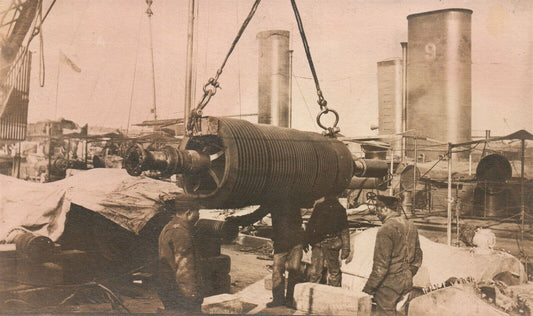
[226,200,305,308]
[306,194,351,287]
[156,196,203,313]
[363,195,423,316]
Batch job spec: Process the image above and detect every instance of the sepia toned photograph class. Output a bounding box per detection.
[0,0,531,315]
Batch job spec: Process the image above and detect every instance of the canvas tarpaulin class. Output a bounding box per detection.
[302,227,526,291]
[0,168,183,242]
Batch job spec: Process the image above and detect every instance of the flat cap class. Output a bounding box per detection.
[376,195,399,210]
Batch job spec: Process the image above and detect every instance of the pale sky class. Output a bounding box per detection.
[27,0,532,137]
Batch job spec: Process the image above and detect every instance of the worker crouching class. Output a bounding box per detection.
[306,194,351,287]
[156,196,204,313]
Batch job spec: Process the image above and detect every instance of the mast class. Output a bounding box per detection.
[183,0,196,134]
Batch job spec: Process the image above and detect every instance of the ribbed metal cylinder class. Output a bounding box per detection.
[180,117,353,209]
[406,9,472,159]
[257,30,290,127]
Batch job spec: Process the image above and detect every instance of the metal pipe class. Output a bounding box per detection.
[520,139,525,247]
[48,123,52,178]
[413,137,417,211]
[349,177,387,190]
[183,0,196,134]
[288,49,293,128]
[54,52,60,119]
[400,42,408,161]
[352,159,389,178]
[469,152,472,176]
[15,141,21,178]
[84,139,88,169]
[390,148,394,195]
[124,144,210,177]
[447,143,452,246]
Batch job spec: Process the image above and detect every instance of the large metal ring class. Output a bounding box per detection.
[316,108,339,131]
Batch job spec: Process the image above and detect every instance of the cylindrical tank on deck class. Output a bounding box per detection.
[406,9,472,159]
[473,154,513,217]
[257,30,290,127]
[399,165,428,211]
[377,58,403,152]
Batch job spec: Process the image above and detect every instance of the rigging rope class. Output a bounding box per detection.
[126,10,144,135]
[146,0,157,120]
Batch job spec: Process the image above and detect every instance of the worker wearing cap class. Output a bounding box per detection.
[306,194,351,287]
[156,196,203,312]
[226,200,305,308]
[363,195,423,316]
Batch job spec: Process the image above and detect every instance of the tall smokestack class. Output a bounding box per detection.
[377,58,403,155]
[406,9,472,159]
[257,30,290,127]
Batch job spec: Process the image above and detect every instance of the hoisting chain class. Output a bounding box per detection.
[187,0,262,134]
[290,0,340,137]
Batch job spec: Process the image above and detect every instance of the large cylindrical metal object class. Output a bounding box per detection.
[406,9,472,159]
[473,154,512,217]
[257,30,290,127]
[349,177,387,190]
[353,159,389,178]
[476,154,512,183]
[180,117,353,208]
[400,164,424,191]
[377,58,403,152]
[13,232,55,263]
[195,219,239,244]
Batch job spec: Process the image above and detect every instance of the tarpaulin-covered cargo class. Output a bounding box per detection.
[0,168,183,243]
[334,228,526,292]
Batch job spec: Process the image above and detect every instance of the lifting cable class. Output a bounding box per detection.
[289,0,339,136]
[187,0,262,134]
[188,0,340,136]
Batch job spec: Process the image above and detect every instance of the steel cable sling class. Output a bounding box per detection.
[187,0,340,137]
[187,0,262,134]
[289,0,339,136]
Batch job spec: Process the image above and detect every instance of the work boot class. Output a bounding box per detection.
[285,297,297,309]
[266,300,285,308]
